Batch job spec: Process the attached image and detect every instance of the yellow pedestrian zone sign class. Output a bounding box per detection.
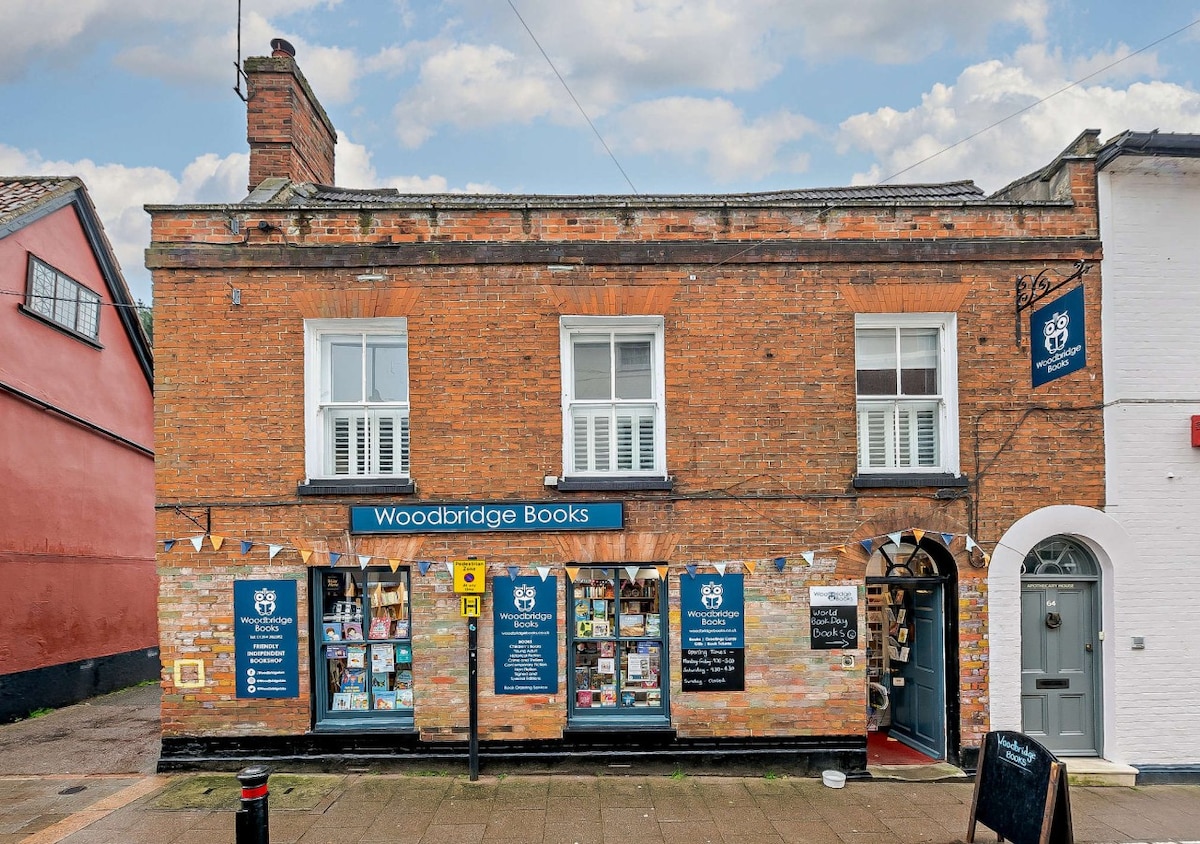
[460,595,482,617]
[453,559,486,593]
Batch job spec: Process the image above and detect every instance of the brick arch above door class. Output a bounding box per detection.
[553,532,678,564]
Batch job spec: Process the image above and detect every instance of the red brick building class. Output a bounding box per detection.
[149,43,1105,772]
[1,177,156,721]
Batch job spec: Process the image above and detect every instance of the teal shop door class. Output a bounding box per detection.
[889,584,946,759]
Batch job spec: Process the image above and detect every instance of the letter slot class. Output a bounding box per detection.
[1035,678,1069,689]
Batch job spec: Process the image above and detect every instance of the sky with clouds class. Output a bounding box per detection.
[2,0,1199,304]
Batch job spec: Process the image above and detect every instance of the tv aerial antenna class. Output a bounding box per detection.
[233,0,248,102]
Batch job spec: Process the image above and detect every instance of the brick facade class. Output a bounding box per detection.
[148,48,1106,767]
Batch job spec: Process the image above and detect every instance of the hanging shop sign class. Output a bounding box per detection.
[493,576,558,695]
[234,579,299,698]
[351,501,623,534]
[679,573,745,692]
[809,585,860,650]
[1031,285,1086,388]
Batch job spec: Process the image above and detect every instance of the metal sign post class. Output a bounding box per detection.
[468,617,479,781]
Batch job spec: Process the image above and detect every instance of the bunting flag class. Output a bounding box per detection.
[625,565,640,582]
[388,559,401,573]
[743,560,756,575]
[268,544,283,560]
[210,535,225,551]
[358,554,371,569]
[445,561,455,574]
[190,535,205,552]
[714,562,727,575]
[299,549,313,564]
[240,540,254,555]
[833,545,848,554]
[860,539,874,554]
[912,529,925,544]
[982,552,992,565]
[507,566,520,580]
[565,565,580,582]
[418,560,432,576]
[686,564,698,578]
[802,551,815,566]
[966,536,978,553]
[941,533,955,546]
[329,551,341,566]
[887,531,903,547]
[163,539,176,552]
[774,556,786,572]
[656,565,669,580]
[536,566,551,581]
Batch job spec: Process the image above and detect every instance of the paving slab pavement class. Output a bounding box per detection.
[2,686,1200,844]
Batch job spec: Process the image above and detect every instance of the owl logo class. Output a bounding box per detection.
[1043,309,1070,354]
[700,582,723,610]
[253,588,277,616]
[513,584,537,613]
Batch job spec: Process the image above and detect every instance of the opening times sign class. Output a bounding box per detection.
[679,573,745,692]
[493,576,558,695]
[234,579,299,698]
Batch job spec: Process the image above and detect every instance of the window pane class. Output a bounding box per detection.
[856,329,897,394]
[329,337,363,402]
[899,329,938,395]
[366,339,408,402]
[53,278,77,330]
[574,340,611,400]
[615,339,652,399]
[77,291,100,338]
[30,262,55,317]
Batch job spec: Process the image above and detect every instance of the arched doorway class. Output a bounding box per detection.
[1021,536,1102,755]
[865,534,959,762]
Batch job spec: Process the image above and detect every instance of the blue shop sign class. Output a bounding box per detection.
[1031,285,1087,387]
[680,573,745,649]
[234,579,299,698]
[351,501,624,534]
[493,576,558,695]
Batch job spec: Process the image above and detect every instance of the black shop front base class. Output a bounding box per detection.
[158,731,866,777]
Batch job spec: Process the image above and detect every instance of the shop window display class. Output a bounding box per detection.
[313,567,414,728]
[569,568,669,723]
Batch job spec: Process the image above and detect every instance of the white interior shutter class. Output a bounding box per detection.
[637,413,655,470]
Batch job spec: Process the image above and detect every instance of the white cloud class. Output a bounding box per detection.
[0,143,246,303]
[612,97,816,183]
[336,132,498,193]
[839,44,1200,191]
[394,43,564,147]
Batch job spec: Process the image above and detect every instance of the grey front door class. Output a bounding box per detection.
[1021,581,1098,755]
[889,584,946,759]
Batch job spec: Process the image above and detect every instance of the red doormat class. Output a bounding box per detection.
[867,730,939,765]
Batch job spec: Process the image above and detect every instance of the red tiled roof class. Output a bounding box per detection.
[0,177,81,228]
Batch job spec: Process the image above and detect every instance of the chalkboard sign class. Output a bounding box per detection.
[968,730,1074,844]
[680,647,744,691]
[810,605,858,649]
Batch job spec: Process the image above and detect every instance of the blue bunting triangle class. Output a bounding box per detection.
[329,552,341,566]
[507,566,519,580]
[941,533,955,546]
[163,539,176,552]
[240,541,253,555]
[418,560,432,575]
[860,539,874,554]
[685,564,697,578]
[774,556,786,572]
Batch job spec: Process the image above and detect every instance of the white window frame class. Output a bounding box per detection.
[854,313,959,475]
[560,315,666,478]
[304,318,410,482]
[25,256,101,341]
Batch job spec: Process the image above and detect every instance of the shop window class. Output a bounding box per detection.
[304,319,410,485]
[560,316,666,482]
[312,567,414,729]
[855,314,959,476]
[23,256,101,341]
[568,568,669,725]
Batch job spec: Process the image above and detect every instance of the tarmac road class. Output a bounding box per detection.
[1,684,1199,844]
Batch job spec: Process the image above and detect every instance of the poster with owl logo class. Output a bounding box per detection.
[679,573,745,692]
[493,575,558,694]
[1031,285,1086,387]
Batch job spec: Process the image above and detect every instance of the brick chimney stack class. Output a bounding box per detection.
[244,38,337,191]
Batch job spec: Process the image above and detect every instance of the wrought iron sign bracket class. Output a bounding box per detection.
[1015,260,1092,344]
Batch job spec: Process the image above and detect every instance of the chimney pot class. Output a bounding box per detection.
[270,38,296,58]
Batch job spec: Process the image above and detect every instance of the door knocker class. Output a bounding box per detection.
[1045,612,1062,629]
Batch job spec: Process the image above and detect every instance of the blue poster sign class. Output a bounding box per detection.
[1031,285,1087,387]
[493,576,558,694]
[234,579,299,698]
[680,574,745,649]
[351,502,623,534]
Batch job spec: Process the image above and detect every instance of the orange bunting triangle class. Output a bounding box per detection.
[912,528,926,544]
[656,565,669,580]
[388,558,401,573]
[300,549,313,564]
[209,535,225,551]
[565,566,580,582]
[743,560,756,574]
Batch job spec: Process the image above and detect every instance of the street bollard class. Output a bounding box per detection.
[235,766,272,844]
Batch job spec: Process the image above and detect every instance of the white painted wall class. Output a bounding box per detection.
[1097,154,1200,765]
